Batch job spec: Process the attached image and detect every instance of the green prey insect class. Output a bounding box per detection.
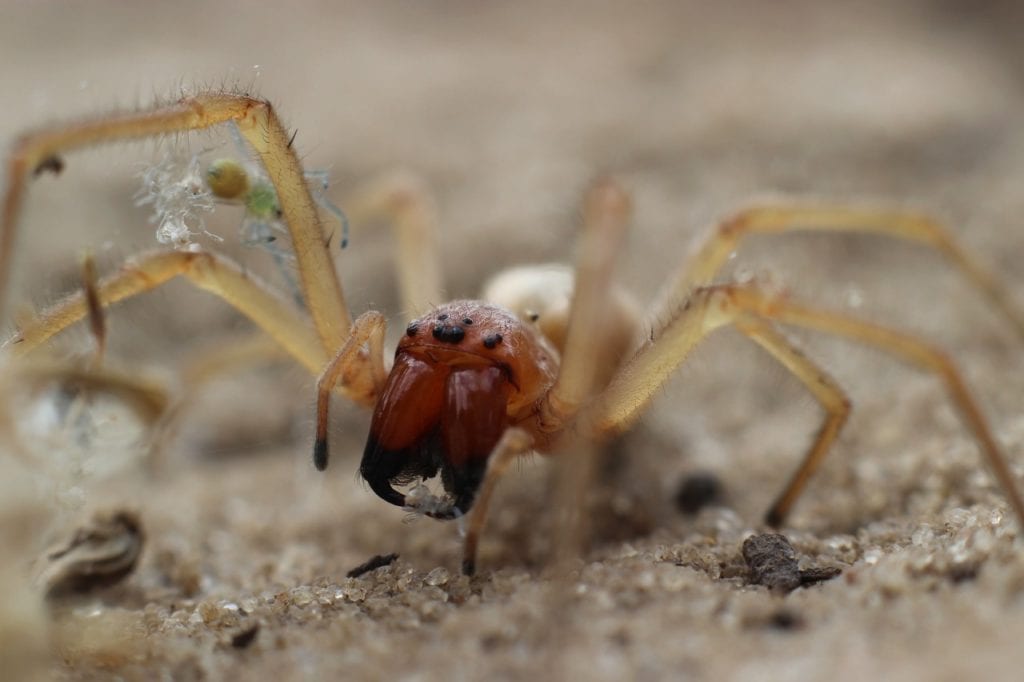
[204,124,350,304]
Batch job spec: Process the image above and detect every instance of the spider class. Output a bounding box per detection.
[4,91,1024,576]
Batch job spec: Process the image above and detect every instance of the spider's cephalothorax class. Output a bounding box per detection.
[359,301,557,517]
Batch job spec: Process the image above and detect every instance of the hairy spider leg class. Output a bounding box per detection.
[578,283,1024,527]
[535,178,633,430]
[460,427,534,575]
[462,179,633,575]
[1,93,350,349]
[9,249,330,378]
[657,205,1024,340]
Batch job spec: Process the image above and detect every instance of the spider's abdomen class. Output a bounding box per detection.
[359,301,557,515]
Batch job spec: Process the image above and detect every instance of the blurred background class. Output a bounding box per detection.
[2,1,1024,679]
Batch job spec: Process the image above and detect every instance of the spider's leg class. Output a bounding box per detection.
[578,283,1024,528]
[730,286,1024,526]
[735,319,851,525]
[657,205,1024,339]
[10,249,329,379]
[313,311,387,471]
[1,93,349,350]
[536,178,633,430]
[342,171,443,318]
[460,427,534,576]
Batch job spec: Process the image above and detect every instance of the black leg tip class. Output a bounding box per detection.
[313,438,329,471]
[764,508,784,528]
[461,557,476,576]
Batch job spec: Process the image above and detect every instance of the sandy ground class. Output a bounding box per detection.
[3,1,1024,680]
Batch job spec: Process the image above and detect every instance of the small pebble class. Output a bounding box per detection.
[742,533,841,594]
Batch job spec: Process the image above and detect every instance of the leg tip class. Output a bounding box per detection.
[584,176,632,226]
[461,557,476,576]
[764,508,784,528]
[313,438,329,471]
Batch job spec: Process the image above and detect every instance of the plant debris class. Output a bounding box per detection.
[346,553,399,578]
[742,533,841,594]
[38,510,144,600]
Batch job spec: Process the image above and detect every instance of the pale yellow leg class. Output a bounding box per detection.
[313,311,387,471]
[1,92,349,349]
[461,427,534,575]
[736,319,852,525]
[343,171,443,317]
[538,178,633,429]
[10,249,330,381]
[579,283,1024,528]
[658,205,1024,339]
[731,286,1024,526]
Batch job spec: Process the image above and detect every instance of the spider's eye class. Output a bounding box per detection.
[206,159,250,200]
[432,323,465,344]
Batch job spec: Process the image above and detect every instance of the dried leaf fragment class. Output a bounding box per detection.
[39,510,144,599]
[346,552,398,578]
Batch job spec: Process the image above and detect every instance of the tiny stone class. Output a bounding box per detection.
[743,533,802,593]
[338,584,367,603]
[290,587,314,607]
[425,567,451,586]
[742,533,840,594]
[198,601,219,624]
